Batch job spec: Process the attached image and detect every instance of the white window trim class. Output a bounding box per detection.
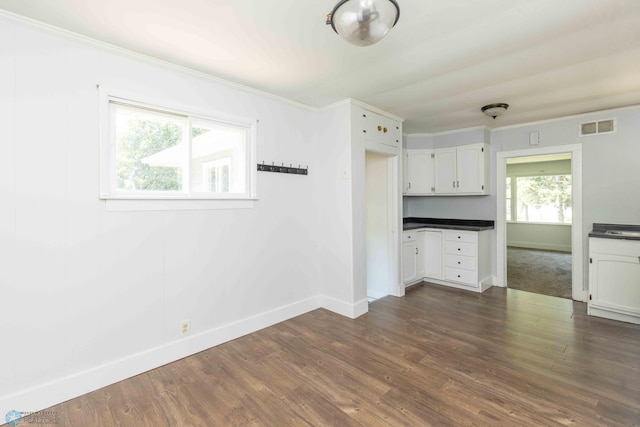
[98,86,258,210]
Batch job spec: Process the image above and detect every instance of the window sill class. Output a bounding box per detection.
[102,197,257,212]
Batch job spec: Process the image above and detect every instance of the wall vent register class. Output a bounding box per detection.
[579,119,615,136]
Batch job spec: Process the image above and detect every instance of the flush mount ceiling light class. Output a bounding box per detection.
[481,103,509,119]
[326,0,400,47]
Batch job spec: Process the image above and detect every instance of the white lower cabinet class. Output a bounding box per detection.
[402,231,421,284]
[423,230,443,279]
[588,237,640,324]
[403,228,492,292]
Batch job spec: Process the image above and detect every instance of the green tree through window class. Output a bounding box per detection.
[116,114,184,191]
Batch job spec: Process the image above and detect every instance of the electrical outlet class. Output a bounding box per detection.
[180,319,190,337]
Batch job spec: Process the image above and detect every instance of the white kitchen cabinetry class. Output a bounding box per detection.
[423,230,443,279]
[402,227,492,292]
[589,237,640,324]
[433,143,489,195]
[404,149,434,195]
[360,109,401,148]
[402,231,424,284]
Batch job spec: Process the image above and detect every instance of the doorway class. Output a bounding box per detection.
[365,151,395,301]
[496,144,585,301]
[505,153,572,298]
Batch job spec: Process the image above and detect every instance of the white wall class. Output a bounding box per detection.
[0,16,331,415]
[365,152,390,299]
[507,223,572,252]
[313,103,356,315]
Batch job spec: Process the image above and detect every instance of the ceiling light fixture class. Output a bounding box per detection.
[481,103,509,119]
[326,0,400,47]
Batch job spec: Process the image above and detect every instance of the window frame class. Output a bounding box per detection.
[506,172,572,225]
[99,87,257,208]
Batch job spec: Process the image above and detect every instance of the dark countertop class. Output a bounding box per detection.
[403,217,495,232]
[589,223,640,241]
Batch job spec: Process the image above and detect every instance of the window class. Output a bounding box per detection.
[507,175,572,224]
[505,176,512,221]
[101,93,256,201]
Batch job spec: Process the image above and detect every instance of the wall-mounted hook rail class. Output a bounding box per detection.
[257,161,308,175]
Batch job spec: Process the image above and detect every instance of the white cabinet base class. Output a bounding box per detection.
[588,306,640,325]
[588,236,640,325]
[422,275,494,293]
[402,228,492,293]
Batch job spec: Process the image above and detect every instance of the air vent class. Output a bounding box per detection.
[579,119,616,136]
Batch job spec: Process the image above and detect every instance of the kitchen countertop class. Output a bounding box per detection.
[403,217,495,232]
[589,223,640,241]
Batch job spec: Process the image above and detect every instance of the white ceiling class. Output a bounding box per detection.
[1,0,640,133]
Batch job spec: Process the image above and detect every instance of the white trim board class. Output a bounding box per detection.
[496,144,585,302]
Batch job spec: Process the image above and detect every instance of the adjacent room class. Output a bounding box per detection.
[2,1,640,425]
[506,153,573,299]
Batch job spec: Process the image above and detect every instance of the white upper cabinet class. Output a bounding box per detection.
[433,148,457,194]
[405,149,434,195]
[360,109,401,148]
[457,144,488,193]
[433,143,489,195]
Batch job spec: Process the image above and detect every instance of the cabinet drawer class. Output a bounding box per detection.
[403,232,417,242]
[445,254,476,271]
[445,267,477,286]
[444,241,476,257]
[444,230,478,243]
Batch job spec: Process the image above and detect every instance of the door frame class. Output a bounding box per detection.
[364,147,402,298]
[496,144,585,301]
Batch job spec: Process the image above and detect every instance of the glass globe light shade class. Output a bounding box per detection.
[328,0,400,47]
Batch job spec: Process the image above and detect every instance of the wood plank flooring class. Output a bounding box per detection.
[20,283,640,426]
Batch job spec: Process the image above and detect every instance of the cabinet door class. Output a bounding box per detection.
[406,150,434,194]
[433,148,457,194]
[590,252,640,316]
[362,111,401,147]
[423,230,443,279]
[402,149,409,193]
[382,116,401,147]
[402,241,418,284]
[361,110,383,144]
[457,144,486,194]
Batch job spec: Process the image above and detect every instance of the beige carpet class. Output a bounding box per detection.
[507,247,572,299]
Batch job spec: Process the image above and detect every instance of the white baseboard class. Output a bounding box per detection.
[507,241,571,253]
[319,295,368,319]
[0,296,321,418]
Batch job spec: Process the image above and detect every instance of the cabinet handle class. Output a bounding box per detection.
[458,261,461,264]
[377,125,382,131]
[458,248,461,251]
[457,181,460,188]
[416,248,418,255]
[457,236,461,239]
[383,127,388,133]
[458,275,461,278]
[408,182,411,189]
[453,181,456,188]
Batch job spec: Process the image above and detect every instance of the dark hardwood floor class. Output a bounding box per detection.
[20,283,640,426]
